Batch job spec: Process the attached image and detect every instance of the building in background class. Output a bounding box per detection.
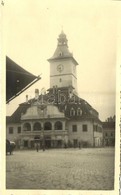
[102,116,115,146]
[6,31,103,149]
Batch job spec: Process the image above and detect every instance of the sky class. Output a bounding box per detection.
[4,0,119,121]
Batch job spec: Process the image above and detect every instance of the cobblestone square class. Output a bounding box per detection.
[6,147,114,190]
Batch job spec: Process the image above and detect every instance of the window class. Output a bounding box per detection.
[73,139,78,147]
[9,127,13,134]
[33,122,41,131]
[70,108,75,116]
[72,125,77,132]
[93,125,96,131]
[77,108,82,116]
[59,52,62,56]
[24,140,28,147]
[82,124,88,132]
[105,133,108,137]
[93,125,98,132]
[60,78,62,82]
[55,121,63,130]
[23,123,31,131]
[18,126,21,134]
[111,132,113,137]
[98,126,102,132]
[44,122,52,130]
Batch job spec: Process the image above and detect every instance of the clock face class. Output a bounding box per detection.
[57,64,64,72]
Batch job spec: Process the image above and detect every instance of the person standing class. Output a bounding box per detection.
[36,143,39,152]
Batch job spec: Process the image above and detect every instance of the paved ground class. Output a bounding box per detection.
[6,147,114,190]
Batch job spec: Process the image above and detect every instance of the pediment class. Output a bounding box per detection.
[21,104,65,120]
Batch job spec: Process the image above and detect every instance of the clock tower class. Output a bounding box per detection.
[48,31,78,93]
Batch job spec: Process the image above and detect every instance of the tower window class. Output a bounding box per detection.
[60,78,62,82]
[59,52,62,56]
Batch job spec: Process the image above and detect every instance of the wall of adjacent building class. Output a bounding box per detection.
[67,120,94,147]
[6,123,22,148]
[94,131,103,147]
[103,127,115,146]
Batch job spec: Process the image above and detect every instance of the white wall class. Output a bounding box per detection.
[6,123,21,141]
[49,58,77,91]
[67,120,94,146]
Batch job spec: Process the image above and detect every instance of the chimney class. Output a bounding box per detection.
[35,89,39,100]
[26,95,28,103]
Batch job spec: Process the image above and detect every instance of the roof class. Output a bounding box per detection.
[6,56,41,103]
[7,87,102,124]
[6,104,30,124]
[48,31,78,65]
[21,104,65,120]
[102,122,115,129]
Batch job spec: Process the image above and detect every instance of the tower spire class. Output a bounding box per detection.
[48,31,78,64]
[57,30,68,47]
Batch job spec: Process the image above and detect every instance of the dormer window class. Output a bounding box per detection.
[70,107,75,116]
[77,108,82,116]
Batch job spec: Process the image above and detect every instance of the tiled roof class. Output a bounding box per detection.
[102,122,115,129]
[48,31,78,65]
[7,87,102,124]
[6,104,30,124]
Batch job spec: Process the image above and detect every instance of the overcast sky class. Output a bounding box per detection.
[4,0,119,121]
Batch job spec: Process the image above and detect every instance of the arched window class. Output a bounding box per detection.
[23,123,31,131]
[70,108,75,116]
[33,122,41,131]
[44,122,52,130]
[77,108,82,116]
[54,121,63,130]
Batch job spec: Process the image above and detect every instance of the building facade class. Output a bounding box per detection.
[6,31,103,149]
[103,120,115,146]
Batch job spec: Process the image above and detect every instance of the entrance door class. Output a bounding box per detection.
[30,140,34,149]
[24,140,28,148]
[45,140,51,148]
[73,139,78,148]
[57,140,62,148]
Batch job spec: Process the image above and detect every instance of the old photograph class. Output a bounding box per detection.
[3,0,120,194]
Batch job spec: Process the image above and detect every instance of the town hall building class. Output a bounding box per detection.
[6,31,103,149]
